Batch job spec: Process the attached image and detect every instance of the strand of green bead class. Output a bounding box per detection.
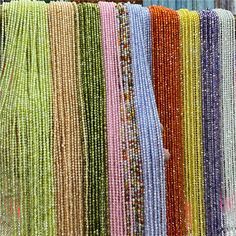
[78,3,108,235]
[0,1,55,235]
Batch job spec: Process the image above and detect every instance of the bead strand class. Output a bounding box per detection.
[78,4,108,235]
[178,9,206,235]
[99,2,126,235]
[149,6,185,236]
[127,4,166,235]
[214,9,236,235]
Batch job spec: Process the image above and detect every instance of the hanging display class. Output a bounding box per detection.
[0,1,235,235]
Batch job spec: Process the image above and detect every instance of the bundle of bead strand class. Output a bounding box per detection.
[0,1,236,235]
[178,9,205,236]
[150,6,185,236]
[214,9,236,235]
[127,4,166,235]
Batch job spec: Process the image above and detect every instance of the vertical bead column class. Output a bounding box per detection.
[117,3,145,235]
[149,6,185,236]
[99,2,126,235]
[200,10,223,236]
[214,9,236,235]
[78,3,108,235]
[48,2,84,235]
[127,4,166,235]
[178,9,206,236]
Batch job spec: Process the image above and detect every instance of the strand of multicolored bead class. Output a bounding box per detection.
[116,3,145,235]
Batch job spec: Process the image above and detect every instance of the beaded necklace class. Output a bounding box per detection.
[78,4,108,235]
[214,9,236,235]
[178,9,206,236]
[127,4,166,235]
[149,6,185,236]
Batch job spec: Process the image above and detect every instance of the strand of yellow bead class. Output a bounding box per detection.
[178,9,205,236]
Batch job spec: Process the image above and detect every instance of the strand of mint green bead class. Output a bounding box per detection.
[78,4,108,235]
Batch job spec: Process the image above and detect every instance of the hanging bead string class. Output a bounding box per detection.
[149,6,185,236]
[0,5,4,69]
[192,11,206,235]
[78,4,94,234]
[0,1,56,235]
[224,10,236,234]
[48,2,84,235]
[47,4,63,234]
[143,7,166,235]
[12,2,29,234]
[48,3,69,234]
[214,9,236,235]
[29,2,47,233]
[27,2,56,234]
[116,3,145,235]
[178,9,206,236]
[0,2,24,234]
[116,4,134,235]
[64,3,84,234]
[99,2,126,235]
[1,2,35,234]
[28,2,42,234]
[200,10,223,236]
[127,4,166,235]
[78,3,108,235]
[38,2,56,234]
[178,10,191,235]
[211,11,223,235]
[91,4,108,234]
[73,3,88,234]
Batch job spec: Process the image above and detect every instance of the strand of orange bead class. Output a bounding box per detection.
[149,6,186,236]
